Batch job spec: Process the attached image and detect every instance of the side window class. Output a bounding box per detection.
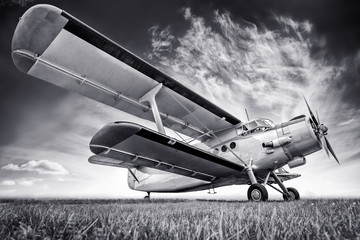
[230,142,236,149]
[221,145,227,152]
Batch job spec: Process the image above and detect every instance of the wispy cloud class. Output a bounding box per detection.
[337,118,355,126]
[0,0,34,7]
[2,160,69,175]
[148,25,175,61]
[148,8,340,121]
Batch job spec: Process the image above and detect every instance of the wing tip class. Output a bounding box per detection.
[89,121,143,154]
[12,4,66,73]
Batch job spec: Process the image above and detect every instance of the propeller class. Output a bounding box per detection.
[303,96,340,165]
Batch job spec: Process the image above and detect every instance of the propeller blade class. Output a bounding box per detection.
[316,110,320,124]
[325,137,340,165]
[303,96,319,126]
[321,137,330,158]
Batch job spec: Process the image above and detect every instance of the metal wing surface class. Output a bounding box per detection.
[12,4,241,140]
[88,122,244,182]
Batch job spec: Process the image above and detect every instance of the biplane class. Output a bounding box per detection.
[11,4,339,201]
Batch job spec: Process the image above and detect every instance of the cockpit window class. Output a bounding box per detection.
[237,118,275,136]
[247,121,258,129]
[263,119,275,127]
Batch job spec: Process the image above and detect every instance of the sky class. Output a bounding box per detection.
[0,0,360,199]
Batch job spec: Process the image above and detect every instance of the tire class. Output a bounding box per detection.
[283,187,300,201]
[247,184,268,202]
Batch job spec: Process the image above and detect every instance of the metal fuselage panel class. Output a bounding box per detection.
[207,117,321,175]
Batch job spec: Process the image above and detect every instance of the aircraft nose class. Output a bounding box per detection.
[279,117,322,157]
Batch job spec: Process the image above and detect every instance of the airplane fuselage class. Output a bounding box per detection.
[128,116,322,193]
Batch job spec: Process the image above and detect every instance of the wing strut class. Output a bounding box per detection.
[167,91,248,167]
[128,168,139,183]
[139,83,165,134]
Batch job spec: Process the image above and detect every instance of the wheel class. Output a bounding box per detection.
[247,184,268,202]
[144,192,150,200]
[283,187,300,201]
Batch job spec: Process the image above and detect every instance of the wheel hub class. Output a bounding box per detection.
[251,189,262,201]
[287,191,295,201]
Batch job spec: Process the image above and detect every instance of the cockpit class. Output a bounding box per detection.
[236,118,275,136]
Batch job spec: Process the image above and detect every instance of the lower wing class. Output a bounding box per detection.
[88,121,245,182]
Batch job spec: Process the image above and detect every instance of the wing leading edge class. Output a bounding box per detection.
[12,4,241,140]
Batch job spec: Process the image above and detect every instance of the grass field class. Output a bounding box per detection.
[0,198,359,239]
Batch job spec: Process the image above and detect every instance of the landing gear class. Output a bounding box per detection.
[269,171,300,201]
[283,187,300,201]
[144,192,150,200]
[247,183,268,201]
[245,162,268,202]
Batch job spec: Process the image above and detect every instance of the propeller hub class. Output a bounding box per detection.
[319,124,328,135]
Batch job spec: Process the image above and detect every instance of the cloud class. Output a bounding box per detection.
[2,160,69,175]
[147,8,341,121]
[148,25,175,61]
[337,119,355,126]
[1,180,15,186]
[0,0,34,7]
[1,178,43,186]
[17,178,43,186]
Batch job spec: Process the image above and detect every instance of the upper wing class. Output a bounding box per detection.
[12,4,241,140]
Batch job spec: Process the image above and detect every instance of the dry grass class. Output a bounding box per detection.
[0,198,359,239]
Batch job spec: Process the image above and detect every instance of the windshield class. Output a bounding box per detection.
[237,118,275,136]
[257,119,275,128]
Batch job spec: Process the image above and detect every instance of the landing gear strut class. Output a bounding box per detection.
[270,171,300,201]
[144,192,150,200]
[246,163,268,201]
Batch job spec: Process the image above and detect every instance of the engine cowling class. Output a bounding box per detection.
[276,117,322,159]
